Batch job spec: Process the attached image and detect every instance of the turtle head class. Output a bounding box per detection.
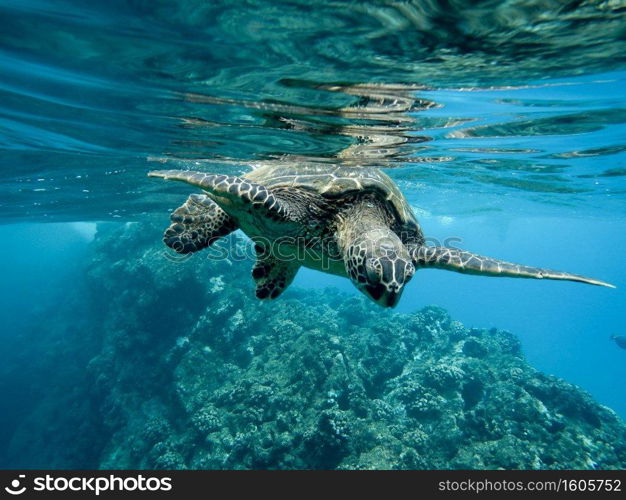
[345,229,415,308]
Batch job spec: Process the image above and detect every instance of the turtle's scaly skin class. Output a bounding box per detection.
[163,193,236,254]
[149,164,614,307]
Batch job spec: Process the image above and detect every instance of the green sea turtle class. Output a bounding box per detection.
[148,164,613,307]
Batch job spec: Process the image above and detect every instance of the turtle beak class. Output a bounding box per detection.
[364,283,403,308]
[385,289,401,308]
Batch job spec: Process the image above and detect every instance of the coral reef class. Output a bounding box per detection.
[4,222,626,469]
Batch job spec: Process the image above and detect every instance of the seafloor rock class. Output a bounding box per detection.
[5,221,626,469]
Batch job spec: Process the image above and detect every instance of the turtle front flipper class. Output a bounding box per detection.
[409,245,615,288]
[164,194,237,254]
[148,169,290,220]
[252,248,300,300]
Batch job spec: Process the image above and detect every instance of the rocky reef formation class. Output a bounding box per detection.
[5,222,626,469]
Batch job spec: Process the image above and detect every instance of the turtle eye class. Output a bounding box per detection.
[365,258,383,283]
[405,262,415,280]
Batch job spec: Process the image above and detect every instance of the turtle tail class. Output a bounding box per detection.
[410,246,615,288]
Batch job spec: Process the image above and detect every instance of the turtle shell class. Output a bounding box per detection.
[244,163,422,237]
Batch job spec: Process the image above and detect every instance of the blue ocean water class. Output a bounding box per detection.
[1,0,626,469]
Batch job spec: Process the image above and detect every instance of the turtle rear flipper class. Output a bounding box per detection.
[164,194,237,254]
[410,245,615,288]
[252,250,300,300]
